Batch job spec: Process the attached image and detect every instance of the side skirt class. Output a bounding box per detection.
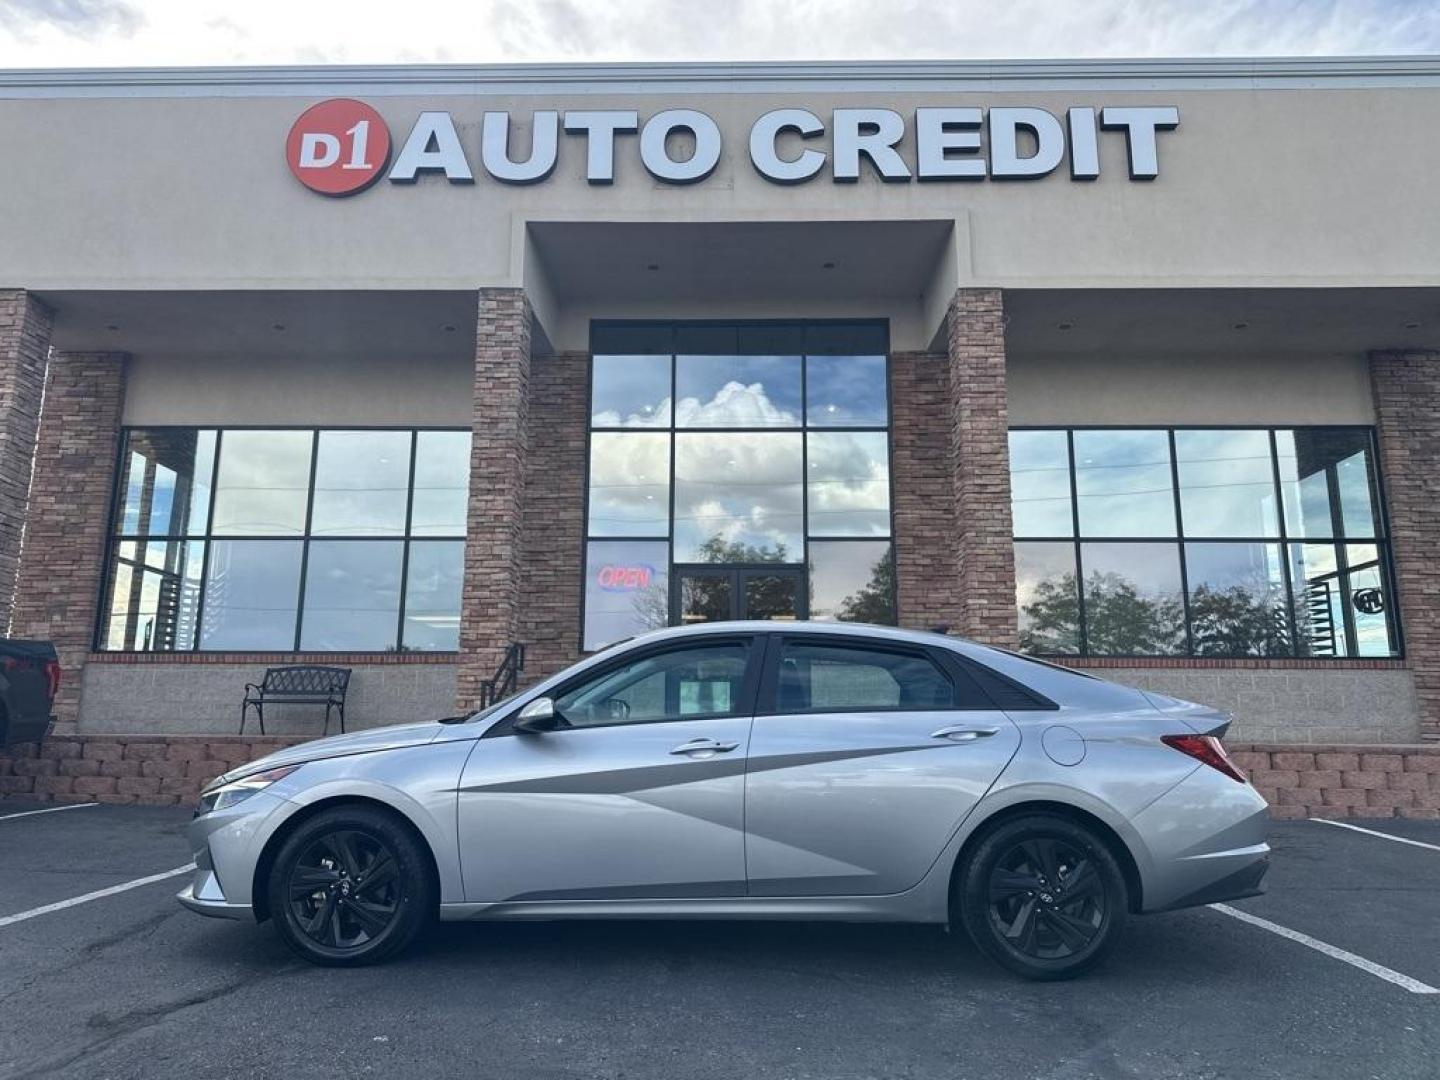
[439,895,945,924]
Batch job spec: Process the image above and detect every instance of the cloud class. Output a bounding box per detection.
[2,0,1438,67]
[589,380,890,560]
[0,0,143,41]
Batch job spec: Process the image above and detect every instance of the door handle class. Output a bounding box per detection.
[669,737,741,756]
[930,725,1001,742]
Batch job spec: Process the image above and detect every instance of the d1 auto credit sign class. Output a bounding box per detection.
[286,98,391,196]
[286,97,1180,196]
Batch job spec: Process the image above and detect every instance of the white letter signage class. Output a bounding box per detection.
[288,99,1180,196]
[389,112,474,184]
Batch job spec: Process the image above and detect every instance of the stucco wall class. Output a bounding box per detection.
[1008,350,1375,427]
[1078,667,1419,744]
[122,351,472,426]
[122,351,473,426]
[5,72,1440,342]
[78,662,458,735]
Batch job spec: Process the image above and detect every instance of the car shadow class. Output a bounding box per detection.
[184,906,1260,990]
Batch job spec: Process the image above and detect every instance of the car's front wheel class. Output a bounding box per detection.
[267,805,434,966]
[956,814,1129,981]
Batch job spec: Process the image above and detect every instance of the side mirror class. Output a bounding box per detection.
[513,696,560,734]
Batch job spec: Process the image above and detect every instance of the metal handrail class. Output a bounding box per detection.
[479,642,526,709]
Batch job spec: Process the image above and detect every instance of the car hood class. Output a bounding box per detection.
[217,720,456,785]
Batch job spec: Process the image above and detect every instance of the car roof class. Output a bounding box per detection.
[602,620,955,650]
[586,620,1143,712]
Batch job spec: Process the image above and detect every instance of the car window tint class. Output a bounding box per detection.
[774,642,969,713]
[555,642,750,728]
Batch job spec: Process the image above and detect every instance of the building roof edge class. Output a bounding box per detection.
[3,55,1440,96]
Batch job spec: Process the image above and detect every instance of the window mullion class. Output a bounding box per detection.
[396,430,418,652]
[192,429,224,651]
[1168,430,1194,657]
[1066,430,1088,657]
[293,429,321,653]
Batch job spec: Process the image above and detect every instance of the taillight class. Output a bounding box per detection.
[1162,734,1247,783]
[43,659,61,701]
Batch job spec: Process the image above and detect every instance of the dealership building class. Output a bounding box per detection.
[2,56,1440,805]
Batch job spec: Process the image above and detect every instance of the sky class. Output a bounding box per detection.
[0,0,1438,67]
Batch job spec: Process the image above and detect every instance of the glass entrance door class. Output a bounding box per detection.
[674,566,806,625]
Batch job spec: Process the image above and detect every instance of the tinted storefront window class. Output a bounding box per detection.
[583,323,892,651]
[1010,427,1398,658]
[101,428,469,652]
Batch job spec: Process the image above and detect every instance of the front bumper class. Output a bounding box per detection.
[176,878,254,921]
[175,790,290,920]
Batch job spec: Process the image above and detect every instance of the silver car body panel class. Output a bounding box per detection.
[456,715,753,901]
[178,621,1270,927]
[744,707,1020,896]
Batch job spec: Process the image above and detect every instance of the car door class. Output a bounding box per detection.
[456,635,761,903]
[744,634,1022,897]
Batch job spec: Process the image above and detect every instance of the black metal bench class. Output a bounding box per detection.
[240,666,351,735]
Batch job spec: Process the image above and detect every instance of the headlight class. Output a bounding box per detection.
[196,765,301,815]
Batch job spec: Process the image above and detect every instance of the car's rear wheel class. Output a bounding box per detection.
[267,805,434,966]
[956,814,1128,981]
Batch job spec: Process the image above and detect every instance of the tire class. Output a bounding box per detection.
[955,814,1129,981]
[267,805,435,967]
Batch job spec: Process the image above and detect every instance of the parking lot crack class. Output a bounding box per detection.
[1,964,303,1080]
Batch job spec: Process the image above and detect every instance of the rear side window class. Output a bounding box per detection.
[772,640,986,713]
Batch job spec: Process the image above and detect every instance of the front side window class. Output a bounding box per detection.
[1009,427,1399,659]
[554,642,752,727]
[773,641,962,713]
[582,322,894,651]
[101,427,470,652]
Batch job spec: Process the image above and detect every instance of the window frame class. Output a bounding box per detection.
[756,633,1000,716]
[486,635,763,736]
[1009,424,1403,660]
[581,320,897,654]
[96,424,470,654]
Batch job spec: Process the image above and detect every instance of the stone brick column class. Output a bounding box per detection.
[946,289,1018,647]
[456,289,532,710]
[10,352,128,735]
[518,351,588,682]
[1370,349,1440,741]
[890,351,963,630]
[0,290,53,628]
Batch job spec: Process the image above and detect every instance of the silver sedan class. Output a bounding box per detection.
[178,622,1270,980]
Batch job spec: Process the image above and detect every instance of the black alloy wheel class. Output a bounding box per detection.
[268,805,434,966]
[956,814,1128,980]
[289,830,399,948]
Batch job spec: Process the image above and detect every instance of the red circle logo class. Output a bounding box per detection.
[285,99,391,197]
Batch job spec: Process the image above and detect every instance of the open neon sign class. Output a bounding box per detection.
[596,564,656,592]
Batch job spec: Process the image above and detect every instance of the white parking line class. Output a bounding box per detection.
[1308,817,1440,853]
[1210,903,1439,994]
[0,864,195,930]
[0,803,98,822]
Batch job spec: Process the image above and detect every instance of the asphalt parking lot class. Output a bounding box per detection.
[0,803,1436,1080]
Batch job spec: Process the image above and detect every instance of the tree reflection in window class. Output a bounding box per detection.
[1010,426,1398,659]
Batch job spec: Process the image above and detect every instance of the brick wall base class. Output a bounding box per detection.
[1228,742,1440,820]
[0,735,307,807]
[4,735,1438,817]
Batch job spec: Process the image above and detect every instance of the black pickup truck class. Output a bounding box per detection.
[0,639,59,748]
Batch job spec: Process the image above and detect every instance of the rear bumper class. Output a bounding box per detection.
[1150,849,1269,912]
[0,712,53,748]
[1131,765,1272,913]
